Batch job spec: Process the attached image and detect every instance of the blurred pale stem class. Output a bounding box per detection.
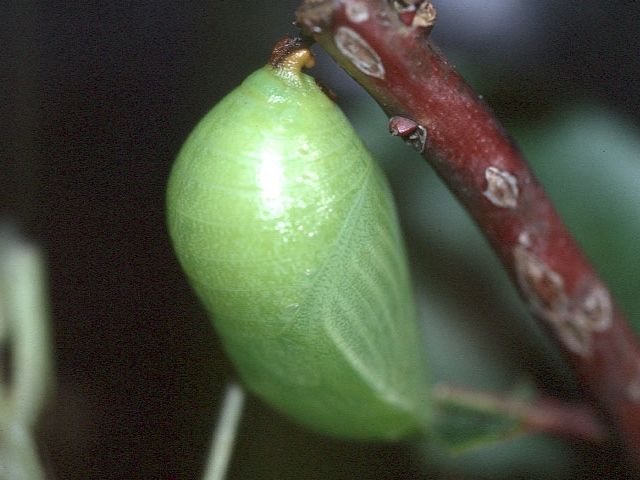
[0,232,51,480]
[203,382,246,480]
[0,282,6,402]
[0,421,47,480]
[1,238,52,426]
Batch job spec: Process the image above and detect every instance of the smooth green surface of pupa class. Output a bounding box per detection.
[166,56,429,440]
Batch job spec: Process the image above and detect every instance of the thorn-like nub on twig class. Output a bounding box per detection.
[393,1,437,31]
[389,116,419,137]
[389,116,427,152]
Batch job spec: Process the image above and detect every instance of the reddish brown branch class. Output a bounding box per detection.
[297,0,640,466]
[433,384,608,444]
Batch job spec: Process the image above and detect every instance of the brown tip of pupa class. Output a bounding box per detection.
[269,36,315,71]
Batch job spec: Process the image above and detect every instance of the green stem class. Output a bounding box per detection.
[0,420,47,480]
[202,382,246,480]
[0,230,51,480]
[1,236,52,426]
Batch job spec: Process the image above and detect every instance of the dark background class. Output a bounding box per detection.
[1,1,639,478]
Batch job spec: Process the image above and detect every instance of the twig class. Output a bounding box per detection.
[296,0,640,466]
[433,383,607,444]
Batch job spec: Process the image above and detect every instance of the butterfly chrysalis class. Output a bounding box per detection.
[167,38,429,440]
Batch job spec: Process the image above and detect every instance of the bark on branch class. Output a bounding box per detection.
[433,384,607,444]
[296,0,640,466]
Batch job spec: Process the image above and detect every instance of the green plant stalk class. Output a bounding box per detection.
[0,421,47,480]
[0,231,51,480]
[1,239,52,427]
[203,383,246,480]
